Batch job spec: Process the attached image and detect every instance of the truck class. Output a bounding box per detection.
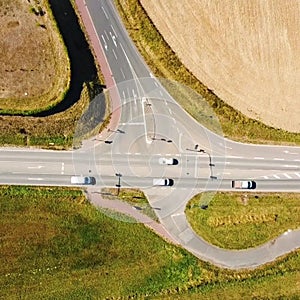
[231,180,256,189]
[153,178,174,186]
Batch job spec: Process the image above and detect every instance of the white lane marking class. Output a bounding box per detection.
[168,108,172,115]
[61,162,64,175]
[154,81,158,87]
[294,159,300,162]
[254,157,264,160]
[159,90,163,96]
[132,89,137,105]
[284,165,298,168]
[119,122,143,125]
[149,72,154,78]
[173,118,176,124]
[223,172,231,175]
[273,175,280,179]
[122,90,126,101]
[262,176,268,179]
[224,146,233,150]
[110,24,118,38]
[27,165,44,169]
[101,6,109,19]
[104,30,109,40]
[283,173,292,179]
[295,172,300,178]
[225,162,231,164]
[112,49,117,60]
[135,153,141,155]
[227,156,243,159]
[120,68,125,79]
[101,35,107,50]
[284,150,298,155]
[274,158,284,161]
[109,31,117,47]
[28,177,43,181]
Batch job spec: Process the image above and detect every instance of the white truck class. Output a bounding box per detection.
[231,180,256,189]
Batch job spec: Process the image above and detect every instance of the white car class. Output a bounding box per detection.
[153,178,174,186]
[158,157,178,165]
[71,176,96,185]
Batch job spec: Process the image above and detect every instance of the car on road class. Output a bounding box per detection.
[231,180,256,189]
[158,157,178,165]
[153,178,174,186]
[71,176,96,185]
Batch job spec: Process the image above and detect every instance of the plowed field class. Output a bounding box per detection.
[140,0,300,132]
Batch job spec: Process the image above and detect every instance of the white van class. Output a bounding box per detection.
[153,178,174,186]
[71,176,96,185]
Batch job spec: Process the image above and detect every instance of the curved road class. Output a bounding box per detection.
[0,0,299,270]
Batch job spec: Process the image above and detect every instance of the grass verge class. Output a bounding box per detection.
[185,192,300,249]
[0,78,107,149]
[0,186,300,299]
[114,0,300,145]
[101,187,159,222]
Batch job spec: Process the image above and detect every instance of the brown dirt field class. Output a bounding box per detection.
[140,0,300,133]
[0,0,70,112]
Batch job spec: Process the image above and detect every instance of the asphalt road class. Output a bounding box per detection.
[0,0,299,269]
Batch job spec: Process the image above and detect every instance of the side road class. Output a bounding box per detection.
[75,0,121,144]
[85,188,178,245]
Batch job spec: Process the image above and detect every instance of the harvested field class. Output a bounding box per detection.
[140,0,300,133]
[0,0,70,113]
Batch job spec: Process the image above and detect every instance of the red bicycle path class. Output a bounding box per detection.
[75,0,121,141]
[86,188,178,245]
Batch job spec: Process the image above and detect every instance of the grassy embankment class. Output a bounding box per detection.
[0,0,70,114]
[185,192,300,249]
[0,186,300,299]
[114,0,300,145]
[0,0,110,149]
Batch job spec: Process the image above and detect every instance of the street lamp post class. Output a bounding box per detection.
[115,173,122,196]
[199,149,216,179]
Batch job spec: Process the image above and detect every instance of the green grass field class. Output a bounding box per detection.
[0,186,300,299]
[114,0,300,145]
[101,187,159,221]
[185,192,300,249]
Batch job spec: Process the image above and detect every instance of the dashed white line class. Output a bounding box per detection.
[168,108,172,115]
[284,165,298,168]
[254,157,264,160]
[28,177,43,181]
[273,175,280,179]
[262,176,269,179]
[101,6,109,19]
[101,35,107,50]
[294,159,300,162]
[122,90,126,101]
[120,68,125,79]
[61,162,64,175]
[295,172,300,178]
[274,158,284,161]
[159,90,163,96]
[283,173,292,179]
[112,49,117,59]
[154,81,158,87]
[104,30,109,40]
[110,24,118,38]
